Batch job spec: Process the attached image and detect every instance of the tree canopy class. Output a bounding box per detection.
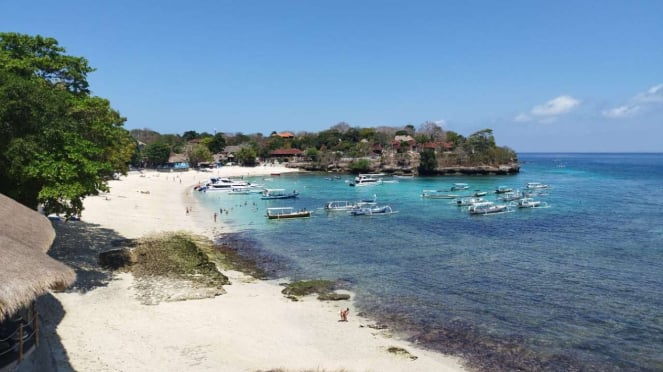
[0,32,134,217]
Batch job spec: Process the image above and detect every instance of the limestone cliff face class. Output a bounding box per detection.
[287,149,520,176]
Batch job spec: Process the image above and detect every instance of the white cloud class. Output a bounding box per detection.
[433,119,446,126]
[603,83,663,119]
[602,105,639,118]
[634,83,663,103]
[514,95,579,123]
[514,113,531,122]
[530,95,580,116]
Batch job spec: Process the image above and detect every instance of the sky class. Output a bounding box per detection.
[3,1,662,152]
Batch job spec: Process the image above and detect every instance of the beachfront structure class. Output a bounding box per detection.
[269,148,304,163]
[0,194,75,370]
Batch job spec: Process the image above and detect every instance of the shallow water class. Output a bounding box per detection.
[195,153,663,371]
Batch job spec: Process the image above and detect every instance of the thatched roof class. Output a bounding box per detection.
[0,194,75,321]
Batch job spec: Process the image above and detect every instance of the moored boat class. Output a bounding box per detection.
[525,182,550,190]
[498,190,526,202]
[350,173,384,187]
[456,197,485,206]
[349,205,397,216]
[450,183,470,191]
[266,207,311,219]
[468,201,511,215]
[511,198,549,209]
[260,188,299,199]
[495,185,513,194]
[421,190,459,199]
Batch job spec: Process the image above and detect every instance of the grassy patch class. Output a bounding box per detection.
[131,232,229,287]
[387,346,418,360]
[281,279,335,297]
[281,279,350,301]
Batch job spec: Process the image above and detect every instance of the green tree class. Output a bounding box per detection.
[182,130,199,141]
[188,144,213,166]
[143,142,171,166]
[236,147,257,166]
[0,32,133,217]
[208,133,226,154]
[349,159,371,173]
[418,149,438,175]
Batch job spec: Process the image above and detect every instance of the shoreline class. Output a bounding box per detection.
[42,167,466,371]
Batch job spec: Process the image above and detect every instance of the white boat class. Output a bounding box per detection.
[456,197,485,206]
[197,177,259,192]
[421,190,459,199]
[495,185,513,194]
[266,207,311,219]
[324,200,358,211]
[393,174,415,179]
[473,191,488,197]
[525,182,550,190]
[260,188,299,199]
[468,201,511,215]
[450,183,470,191]
[350,205,397,216]
[324,195,377,211]
[349,174,384,187]
[228,186,265,195]
[498,191,526,202]
[511,198,549,209]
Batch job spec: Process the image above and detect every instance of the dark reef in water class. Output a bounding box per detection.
[211,232,637,372]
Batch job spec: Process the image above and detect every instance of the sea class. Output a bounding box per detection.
[194,153,663,371]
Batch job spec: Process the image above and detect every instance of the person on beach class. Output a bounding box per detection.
[340,308,349,322]
[213,212,217,222]
[186,207,189,215]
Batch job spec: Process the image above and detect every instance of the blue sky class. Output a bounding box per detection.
[3,1,662,152]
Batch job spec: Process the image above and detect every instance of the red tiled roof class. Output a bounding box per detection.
[276,132,295,138]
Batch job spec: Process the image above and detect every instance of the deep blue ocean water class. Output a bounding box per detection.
[195,153,663,371]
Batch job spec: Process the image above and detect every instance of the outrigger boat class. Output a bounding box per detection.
[525,182,550,190]
[349,205,397,216]
[421,190,459,199]
[324,195,377,212]
[456,197,485,206]
[511,198,549,209]
[266,207,311,219]
[468,201,511,215]
[494,185,513,194]
[450,183,470,191]
[260,188,299,199]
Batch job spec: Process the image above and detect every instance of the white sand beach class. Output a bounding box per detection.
[44,166,466,372]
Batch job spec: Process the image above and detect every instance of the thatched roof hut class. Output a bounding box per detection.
[0,194,75,322]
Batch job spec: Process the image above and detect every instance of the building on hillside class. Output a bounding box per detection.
[392,135,416,152]
[422,141,455,152]
[269,148,303,163]
[273,131,295,139]
[0,194,75,371]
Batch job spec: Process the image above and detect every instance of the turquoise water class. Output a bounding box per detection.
[195,154,663,371]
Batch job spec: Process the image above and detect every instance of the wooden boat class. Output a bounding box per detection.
[450,183,470,191]
[468,201,511,215]
[495,186,513,194]
[525,182,550,190]
[511,198,549,209]
[266,207,311,219]
[456,197,485,206]
[261,188,299,199]
[421,190,459,199]
[349,205,397,216]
